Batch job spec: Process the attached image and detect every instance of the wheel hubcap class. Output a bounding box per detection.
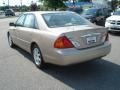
[33,48,41,65]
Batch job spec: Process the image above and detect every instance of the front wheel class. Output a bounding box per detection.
[8,34,14,48]
[32,44,45,69]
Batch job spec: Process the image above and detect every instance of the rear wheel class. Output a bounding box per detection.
[32,44,45,69]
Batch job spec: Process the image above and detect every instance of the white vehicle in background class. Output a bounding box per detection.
[0,10,4,15]
[105,9,120,32]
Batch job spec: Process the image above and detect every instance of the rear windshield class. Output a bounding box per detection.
[42,12,91,28]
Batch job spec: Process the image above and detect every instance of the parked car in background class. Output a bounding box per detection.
[105,9,120,32]
[0,10,4,15]
[81,8,111,25]
[67,7,83,14]
[8,11,111,68]
[5,9,15,16]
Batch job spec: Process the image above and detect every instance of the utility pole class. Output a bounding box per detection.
[20,0,22,7]
[20,0,22,12]
[8,0,9,9]
[3,1,5,11]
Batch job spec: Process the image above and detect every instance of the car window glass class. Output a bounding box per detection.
[24,14,35,28]
[34,18,39,29]
[43,12,91,28]
[16,15,26,26]
[114,10,120,15]
[97,10,102,16]
[82,9,97,15]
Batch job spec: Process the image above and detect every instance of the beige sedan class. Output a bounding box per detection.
[8,11,111,68]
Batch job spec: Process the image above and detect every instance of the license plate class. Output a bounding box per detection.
[87,36,96,44]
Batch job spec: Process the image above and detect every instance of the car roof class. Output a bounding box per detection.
[23,11,73,15]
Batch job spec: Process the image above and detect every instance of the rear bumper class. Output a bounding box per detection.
[49,42,111,65]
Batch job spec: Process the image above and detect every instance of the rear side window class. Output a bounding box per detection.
[24,14,35,28]
[16,15,26,26]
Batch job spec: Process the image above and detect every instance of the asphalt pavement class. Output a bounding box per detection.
[0,17,120,90]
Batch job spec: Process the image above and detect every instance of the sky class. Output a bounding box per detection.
[0,0,112,6]
[0,0,39,6]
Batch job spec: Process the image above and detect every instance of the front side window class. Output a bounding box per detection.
[42,12,91,28]
[16,15,26,26]
[24,14,35,28]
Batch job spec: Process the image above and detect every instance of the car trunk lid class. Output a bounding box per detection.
[49,25,107,49]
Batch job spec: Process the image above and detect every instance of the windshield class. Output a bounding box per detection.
[42,12,91,28]
[6,9,13,12]
[82,9,97,15]
[114,10,120,15]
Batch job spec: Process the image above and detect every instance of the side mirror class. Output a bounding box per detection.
[9,22,15,26]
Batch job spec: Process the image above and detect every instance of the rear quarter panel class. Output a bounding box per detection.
[31,30,60,63]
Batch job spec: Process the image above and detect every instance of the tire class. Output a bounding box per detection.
[8,34,14,48]
[32,44,45,69]
[108,31,112,33]
[93,21,97,25]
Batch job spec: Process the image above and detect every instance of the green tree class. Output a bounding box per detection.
[40,0,67,10]
[30,3,38,11]
[111,0,118,11]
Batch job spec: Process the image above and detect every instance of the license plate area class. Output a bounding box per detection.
[87,36,96,45]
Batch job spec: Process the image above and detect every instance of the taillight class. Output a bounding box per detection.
[54,36,74,49]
